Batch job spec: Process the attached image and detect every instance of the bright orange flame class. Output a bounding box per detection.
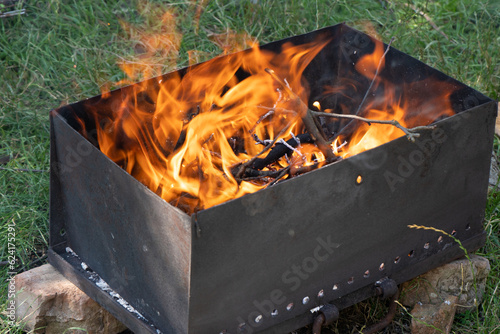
[91,35,331,214]
[88,32,456,214]
[355,37,385,80]
[331,38,455,159]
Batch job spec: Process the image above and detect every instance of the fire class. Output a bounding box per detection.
[334,81,455,158]
[85,31,456,214]
[90,35,331,213]
[331,39,455,158]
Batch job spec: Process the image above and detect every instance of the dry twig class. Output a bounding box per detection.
[312,111,435,142]
[234,48,435,183]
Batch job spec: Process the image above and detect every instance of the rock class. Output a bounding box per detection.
[15,263,128,334]
[410,295,458,334]
[400,254,490,313]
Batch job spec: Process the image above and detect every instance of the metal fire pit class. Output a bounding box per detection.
[48,24,497,334]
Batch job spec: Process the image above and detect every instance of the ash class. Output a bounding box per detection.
[65,246,77,257]
[94,277,146,320]
[64,247,162,333]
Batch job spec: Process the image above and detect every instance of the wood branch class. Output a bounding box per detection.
[250,133,312,170]
[312,111,435,142]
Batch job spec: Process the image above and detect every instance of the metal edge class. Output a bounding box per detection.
[49,111,68,252]
[50,111,191,221]
[49,111,193,333]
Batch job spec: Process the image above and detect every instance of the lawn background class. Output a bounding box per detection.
[1,0,499,333]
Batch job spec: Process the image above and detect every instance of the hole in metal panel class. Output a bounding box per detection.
[286,303,294,311]
[424,242,430,249]
[348,277,354,284]
[238,323,246,331]
[394,256,401,264]
[438,236,444,243]
[317,289,324,298]
[255,314,263,323]
[364,270,370,278]
[302,296,310,305]
[379,263,385,271]
[465,224,471,231]
[356,175,363,184]
[408,250,415,257]
[271,309,278,317]
[59,228,66,236]
[451,230,457,236]
[332,284,339,290]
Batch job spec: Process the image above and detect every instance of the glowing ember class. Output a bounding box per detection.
[83,33,456,214]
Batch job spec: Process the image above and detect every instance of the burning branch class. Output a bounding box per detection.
[311,111,436,142]
[264,68,336,161]
[233,59,437,186]
[265,64,434,151]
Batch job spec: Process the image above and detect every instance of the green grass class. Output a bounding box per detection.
[1,0,499,333]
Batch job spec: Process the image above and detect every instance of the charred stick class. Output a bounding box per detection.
[290,132,301,145]
[173,127,187,151]
[312,111,435,142]
[239,176,273,182]
[278,139,304,158]
[233,123,293,179]
[201,147,222,158]
[251,133,312,170]
[239,168,289,180]
[173,106,203,151]
[266,165,291,187]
